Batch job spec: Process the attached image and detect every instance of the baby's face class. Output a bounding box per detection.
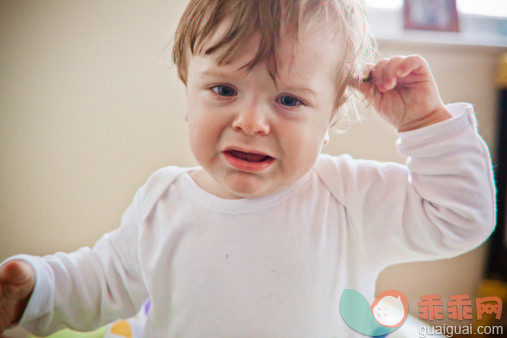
[185,24,343,199]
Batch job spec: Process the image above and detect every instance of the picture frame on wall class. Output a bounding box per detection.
[403,0,460,32]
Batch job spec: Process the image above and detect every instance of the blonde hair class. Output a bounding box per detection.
[171,0,376,130]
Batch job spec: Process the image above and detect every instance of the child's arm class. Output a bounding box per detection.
[0,185,149,336]
[323,55,496,268]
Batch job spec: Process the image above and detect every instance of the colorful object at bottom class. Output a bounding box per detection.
[104,299,151,338]
[27,299,151,338]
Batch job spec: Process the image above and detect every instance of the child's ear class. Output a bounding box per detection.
[329,94,348,124]
[323,129,330,145]
[184,112,188,122]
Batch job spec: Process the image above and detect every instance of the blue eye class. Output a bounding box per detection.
[277,95,302,107]
[211,85,236,96]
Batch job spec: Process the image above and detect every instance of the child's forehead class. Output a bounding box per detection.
[196,22,344,83]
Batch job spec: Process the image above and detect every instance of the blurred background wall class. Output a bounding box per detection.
[1,0,505,326]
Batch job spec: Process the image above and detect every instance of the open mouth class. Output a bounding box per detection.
[225,150,273,162]
[223,149,275,172]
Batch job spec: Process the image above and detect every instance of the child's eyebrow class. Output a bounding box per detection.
[198,69,318,96]
[198,69,242,81]
[280,84,318,97]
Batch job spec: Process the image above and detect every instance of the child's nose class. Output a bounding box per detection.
[231,102,270,136]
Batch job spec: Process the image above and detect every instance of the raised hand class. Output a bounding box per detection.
[0,260,35,333]
[356,54,452,132]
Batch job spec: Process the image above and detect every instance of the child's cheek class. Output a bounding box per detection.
[280,125,321,165]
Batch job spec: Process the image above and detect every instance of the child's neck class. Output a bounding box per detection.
[188,168,243,200]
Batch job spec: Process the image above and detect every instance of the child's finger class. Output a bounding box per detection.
[382,56,405,91]
[397,54,428,78]
[0,260,33,286]
[373,58,387,88]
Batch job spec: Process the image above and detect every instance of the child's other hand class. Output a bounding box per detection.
[356,55,452,132]
[0,260,35,333]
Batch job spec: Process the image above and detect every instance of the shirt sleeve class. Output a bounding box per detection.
[2,185,149,336]
[319,103,496,269]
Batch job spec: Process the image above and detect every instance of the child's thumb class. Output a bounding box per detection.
[351,65,375,97]
[0,260,34,286]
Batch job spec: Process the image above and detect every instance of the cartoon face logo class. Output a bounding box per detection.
[340,289,409,336]
[371,290,409,328]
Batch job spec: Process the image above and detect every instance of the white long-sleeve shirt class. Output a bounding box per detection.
[6,103,496,337]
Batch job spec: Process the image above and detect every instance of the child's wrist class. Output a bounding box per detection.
[397,105,452,132]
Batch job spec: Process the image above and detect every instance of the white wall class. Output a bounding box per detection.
[0,0,191,256]
[1,0,504,326]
